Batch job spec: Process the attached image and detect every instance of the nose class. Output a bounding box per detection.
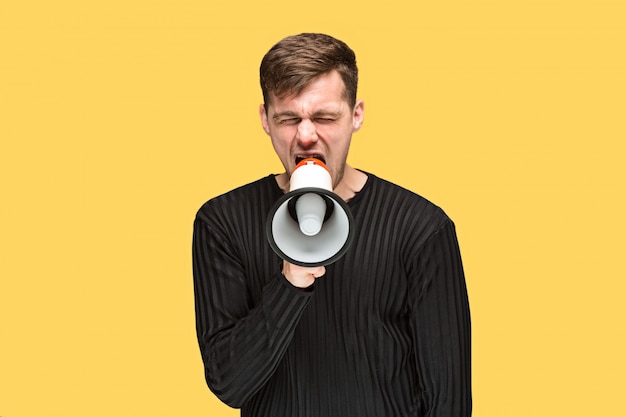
[296,118,318,146]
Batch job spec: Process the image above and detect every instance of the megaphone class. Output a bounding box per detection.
[266,158,355,267]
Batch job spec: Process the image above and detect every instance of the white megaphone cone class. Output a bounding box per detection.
[266,158,355,267]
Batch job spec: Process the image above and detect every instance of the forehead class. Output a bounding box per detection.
[267,71,348,115]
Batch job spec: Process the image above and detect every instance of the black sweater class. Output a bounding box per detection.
[193,173,471,417]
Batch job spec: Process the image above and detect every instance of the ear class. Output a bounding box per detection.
[352,100,365,132]
[259,103,270,135]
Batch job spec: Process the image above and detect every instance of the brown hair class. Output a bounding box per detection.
[260,33,358,108]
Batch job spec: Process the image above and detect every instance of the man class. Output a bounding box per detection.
[193,33,472,416]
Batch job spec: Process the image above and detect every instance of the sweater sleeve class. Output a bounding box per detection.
[192,215,313,408]
[408,219,472,417]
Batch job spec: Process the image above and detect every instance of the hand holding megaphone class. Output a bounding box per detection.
[281,261,326,289]
[266,158,355,268]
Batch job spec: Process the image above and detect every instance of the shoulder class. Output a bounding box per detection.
[195,175,278,224]
[359,173,450,222]
[354,172,454,247]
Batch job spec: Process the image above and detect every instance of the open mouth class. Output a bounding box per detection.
[295,155,326,165]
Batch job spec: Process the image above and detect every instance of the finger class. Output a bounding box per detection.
[312,266,326,278]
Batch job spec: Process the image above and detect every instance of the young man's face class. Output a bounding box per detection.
[260,70,364,189]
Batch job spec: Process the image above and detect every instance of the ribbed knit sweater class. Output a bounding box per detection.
[193,172,471,417]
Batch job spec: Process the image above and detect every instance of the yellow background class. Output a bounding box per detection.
[1,1,624,416]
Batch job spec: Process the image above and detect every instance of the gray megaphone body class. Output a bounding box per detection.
[266,158,355,267]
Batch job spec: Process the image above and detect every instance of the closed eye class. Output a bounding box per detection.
[277,117,301,126]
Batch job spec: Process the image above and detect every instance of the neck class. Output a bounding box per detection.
[332,165,367,201]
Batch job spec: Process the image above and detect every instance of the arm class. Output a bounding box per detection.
[192,215,313,408]
[409,219,472,416]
